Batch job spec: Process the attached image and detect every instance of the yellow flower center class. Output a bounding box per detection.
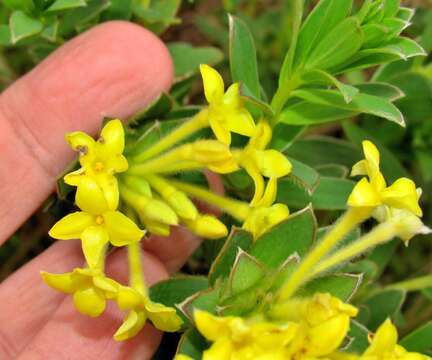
[95,215,104,225]
[94,161,105,172]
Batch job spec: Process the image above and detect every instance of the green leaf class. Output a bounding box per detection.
[355,82,404,101]
[287,89,405,126]
[279,0,303,83]
[279,101,358,125]
[59,0,110,35]
[316,164,349,178]
[9,11,43,43]
[400,322,432,353]
[239,83,274,117]
[363,289,406,331]
[285,137,362,168]
[384,0,400,18]
[41,17,59,42]
[342,122,407,182]
[46,0,87,12]
[270,124,305,152]
[302,69,359,103]
[176,329,207,359]
[299,273,362,301]
[229,14,260,99]
[180,287,220,322]
[3,0,35,12]
[345,320,370,353]
[128,92,174,126]
[384,37,427,58]
[397,7,414,22]
[168,42,223,81]
[293,0,353,69]
[306,17,364,70]
[278,176,355,210]
[288,157,320,194]
[249,206,316,268]
[229,249,266,295]
[209,229,253,286]
[150,276,209,308]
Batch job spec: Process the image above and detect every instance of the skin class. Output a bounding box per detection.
[0,21,218,359]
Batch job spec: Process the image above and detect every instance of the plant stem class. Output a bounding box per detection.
[386,275,432,293]
[310,220,398,277]
[131,109,209,163]
[128,241,147,295]
[169,179,250,221]
[277,207,371,302]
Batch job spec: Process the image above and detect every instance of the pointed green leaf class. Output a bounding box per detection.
[363,288,406,331]
[209,229,253,286]
[179,287,220,323]
[0,25,11,45]
[287,157,320,194]
[293,0,353,69]
[306,17,364,70]
[46,0,87,12]
[302,69,359,103]
[229,249,266,295]
[355,82,404,101]
[3,0,35,12]
[298,273,363,301]
[286,89,405,126]
[229,15,260,99]
[249,206,316,268]
[9,11,43,44]
[176,329,207,359]
[168,42,223,81]
[345,320,370,353]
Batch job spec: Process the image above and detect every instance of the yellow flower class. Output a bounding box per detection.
[236,121,292,206]
[272,293,358,359]
[41,267,118,317]
[114,285,183,341]
[64,119,128,210]
[200,64,255,145]
[348,141,422,217]
[242,202,290,240]
[49,177,144,268]
[362,319,429,360]
[194,310,298,359]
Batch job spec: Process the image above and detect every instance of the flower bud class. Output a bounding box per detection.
[184,215,228,239]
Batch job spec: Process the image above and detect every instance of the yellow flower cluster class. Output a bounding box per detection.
[176,293,429,360]
[348,140,429,243]
[43,120,182,340]
[42,64,295,341]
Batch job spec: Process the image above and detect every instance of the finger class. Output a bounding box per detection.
[144,171,225,273]
[1,242,167,360]
[0,20,173,243]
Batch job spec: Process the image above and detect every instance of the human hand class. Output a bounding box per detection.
[0,21,213,359]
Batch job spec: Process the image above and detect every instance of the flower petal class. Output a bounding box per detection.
[75,177,109,214]
[222,83,241,108]
[351,159,368,177]
[200,64,224,103]
[183,215,228,239]
[381,178,423,216]
[202,337,233,360]
[244,162,265,207]
[100,119,125,155]
[362,140,380,172]
[364,319,398,356]
[64,168,85,186]
[116,286,142,310]
[226,108,256,137]
[253,149,292,178]
[145,299,183,332]
[248,121,272,150]
[114,310,146,341]
[81,225,109,268]
[49,211,94,240]
[65,131,95,153]
[347,178,381,208]
[96,174,119,210]
[209,115,231,145]
[103,211,144,246]
[106,154,129,173]
[40,271,76,294]
[73,286,106,317]
[256,177,277,208]
[194,310,232,342]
